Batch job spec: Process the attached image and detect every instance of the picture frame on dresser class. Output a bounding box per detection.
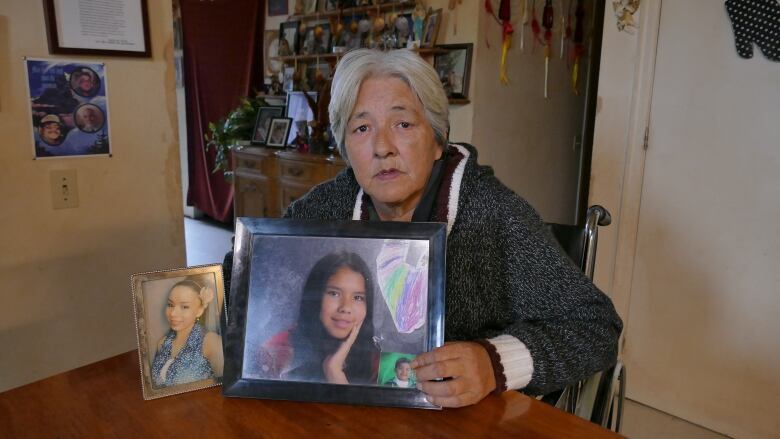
[266,118,293,148]
[222,218,446,409]
[252,107,285,145]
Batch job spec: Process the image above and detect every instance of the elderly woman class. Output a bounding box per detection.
[282,49,622,407]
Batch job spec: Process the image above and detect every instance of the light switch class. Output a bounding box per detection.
[50,169,79,209]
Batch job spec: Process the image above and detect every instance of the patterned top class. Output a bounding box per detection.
[151,324,214,387]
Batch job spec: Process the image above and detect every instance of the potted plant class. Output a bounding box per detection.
[204,95,270,180]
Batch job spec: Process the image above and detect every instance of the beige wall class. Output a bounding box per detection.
[0,0,185,391]
[471,1,594,224]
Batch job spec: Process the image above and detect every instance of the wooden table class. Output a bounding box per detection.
[0,352,621,438]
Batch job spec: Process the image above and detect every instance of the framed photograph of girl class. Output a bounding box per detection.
[131,264,226,400]
[223,218,446,409]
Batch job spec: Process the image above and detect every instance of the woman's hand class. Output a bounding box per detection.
[411,342,497,408]
[322,321,362,384]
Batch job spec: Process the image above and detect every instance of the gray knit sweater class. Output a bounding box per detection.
[284,143,622,395]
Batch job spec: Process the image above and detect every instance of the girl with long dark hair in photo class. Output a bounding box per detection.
[256,251,378,384]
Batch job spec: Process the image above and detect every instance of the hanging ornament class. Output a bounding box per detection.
[498,0,514,84]
[559,0,566,59]
[542,0,554,98]
[612,0,640,34]
[530,1,543,52]
[565,0,573,64]
[571,0,586,94]
[483,0,501,49]
[519,0,529,52]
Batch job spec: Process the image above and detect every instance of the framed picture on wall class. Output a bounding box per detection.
[252,107,285,145]
[131,264,226,400]
[433,43,473,100]
[268,0,289,16]
[222,218,446,408]
[43,0,151,57]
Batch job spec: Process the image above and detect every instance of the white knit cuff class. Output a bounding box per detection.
[487,334,534,391]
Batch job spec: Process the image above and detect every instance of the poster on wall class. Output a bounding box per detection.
[25,58,111,159]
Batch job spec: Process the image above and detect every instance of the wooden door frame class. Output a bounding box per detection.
[589,0,663,339]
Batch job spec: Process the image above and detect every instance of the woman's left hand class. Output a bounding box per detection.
[411,342,497,408]
[322,321,362,384]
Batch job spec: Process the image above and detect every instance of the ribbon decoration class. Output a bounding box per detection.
[498,0,514,84]
[571,0,585,94]
[542,0,554,98]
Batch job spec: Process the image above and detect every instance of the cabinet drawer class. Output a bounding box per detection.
[278,160,324,183]
[234,155,268,173]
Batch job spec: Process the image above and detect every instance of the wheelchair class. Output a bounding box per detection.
[543,205,627,433]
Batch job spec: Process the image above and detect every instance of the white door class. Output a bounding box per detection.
[623,1,780,438]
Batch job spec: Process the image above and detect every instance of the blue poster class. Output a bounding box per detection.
[25,58,111,158]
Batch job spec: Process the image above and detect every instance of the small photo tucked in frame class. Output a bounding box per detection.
[433,43,473,100]
[252,106,285,145]
[378,352,417,388]
[131,264,226,400]
[266,117,292,148]
[223,219,446,409]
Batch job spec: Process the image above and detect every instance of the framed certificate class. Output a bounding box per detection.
[43,0,151,57]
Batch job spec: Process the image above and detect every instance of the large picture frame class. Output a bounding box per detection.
[131,264,226,400]
[43,0,151,58]
[251,106,285,145]
[223,218,446,409]
[434,43,473,100]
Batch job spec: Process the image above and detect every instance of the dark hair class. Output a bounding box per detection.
[395,357,411,370]
[290,251,377,383]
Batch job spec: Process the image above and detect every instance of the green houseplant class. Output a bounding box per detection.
[204,95,270,180]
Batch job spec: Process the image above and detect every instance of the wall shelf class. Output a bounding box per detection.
[289,1,417,21]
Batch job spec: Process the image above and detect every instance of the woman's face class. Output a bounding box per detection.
[165,285,205,332]
[319,266,367,340]
[345,76,443,218]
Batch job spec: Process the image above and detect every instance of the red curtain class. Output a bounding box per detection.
[181,0,265,223]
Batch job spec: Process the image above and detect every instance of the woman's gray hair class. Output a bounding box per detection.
[328,49,450,163]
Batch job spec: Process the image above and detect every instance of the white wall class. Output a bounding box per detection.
[591,1,780,437]
[0,0,186,391]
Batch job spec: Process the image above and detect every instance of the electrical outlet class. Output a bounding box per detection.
[50,170,79,209]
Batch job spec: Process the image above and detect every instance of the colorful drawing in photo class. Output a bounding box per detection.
[376,240,428,334]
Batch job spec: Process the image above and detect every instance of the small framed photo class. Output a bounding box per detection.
[421,8,443,48]
[268,0,289,16]
[434,43,473,100]
[266,117,293,148]
[300,0,319,15]
[223,218,446,409]
[43,0,151,57]
[301,22,332,55]
[279,21,301,56]
[131,265,226,400]
[252,106,285,145]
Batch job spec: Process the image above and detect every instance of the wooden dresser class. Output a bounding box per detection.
[232,147,346,219]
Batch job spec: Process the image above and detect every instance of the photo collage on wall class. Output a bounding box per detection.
[25,59,111,159]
